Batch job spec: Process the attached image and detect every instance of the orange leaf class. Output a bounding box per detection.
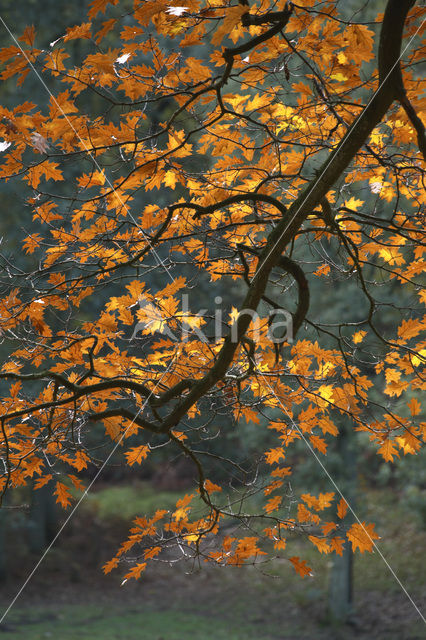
[308,535,330,554]
[34,474,52,489]
[264,495,282,514]
[88,0,118,20]
[144,546,162,560]
[211,5,248,46]
[265,447,285,465]
[19,26,36,47]
[124,562,147,581]
[347,522,380,553]
[68,474,85,491]
[103,557,119,574]
[204,479,222,494]
[378,439,399,462]
[337,498,348,519]
[309,434,327,454]
[330,537,345,556]
[124,445,149,466]
[64,23,92,42]
[289,556,312,578]
[408,397,421,416]
[54,481,72,509]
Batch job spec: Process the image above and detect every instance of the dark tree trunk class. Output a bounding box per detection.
[27,481,57,554]
[328,418,357,623]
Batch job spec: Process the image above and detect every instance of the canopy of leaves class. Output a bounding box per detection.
[0,0,424,580]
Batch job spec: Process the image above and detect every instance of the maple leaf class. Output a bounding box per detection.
[23,233,43,254]
[264,495,282,514]
[378,439,399,462]
[19,25,36,47]
[68,474,85,492]
[337,498,348,519]
[353,330,367,344]
[54,481,72,509]
[398,318,424,343]
[144,546,162,560]
[124,445,149,466]
[330,537,345,556]
[265,447,285,465]
[322,522,337,536]
[25,162,64,189]
[289,556,313,578]
[204,479,222,494]
[347,522,380,553]
[123,562,147,581]
[103,557,119,574]
[408,398,421,416]
[34,474,52,489]
[211,5,248,46]
[64,23,92,42]
[271,467,292,479]
[309,434,328,455]
[308,535,330,554]
[88,0,119,20]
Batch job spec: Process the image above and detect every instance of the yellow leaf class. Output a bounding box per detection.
[353,330,367,344]
[164,170,177,189]
[331,72,348,82]
[384,378,409,398]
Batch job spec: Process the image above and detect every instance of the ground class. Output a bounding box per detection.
[0,484,424,639]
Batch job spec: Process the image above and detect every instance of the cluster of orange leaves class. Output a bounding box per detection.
[0,0,424,580]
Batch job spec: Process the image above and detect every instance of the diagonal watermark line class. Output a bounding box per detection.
[0,15,174,284]
[254,362,426,624]
[251,14,425,286]
[0,13,179,623]
[0,358,177,625]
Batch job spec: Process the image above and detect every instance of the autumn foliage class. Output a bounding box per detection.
[0,0,424,581]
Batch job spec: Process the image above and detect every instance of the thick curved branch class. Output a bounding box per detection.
[377,0,425,160]
[156,0,417,432]
[237,243,309,338]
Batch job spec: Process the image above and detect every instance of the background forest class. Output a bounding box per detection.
[0,1,425,638]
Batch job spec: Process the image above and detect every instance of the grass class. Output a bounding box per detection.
[2,606,266,640]
[80,482,181,522]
